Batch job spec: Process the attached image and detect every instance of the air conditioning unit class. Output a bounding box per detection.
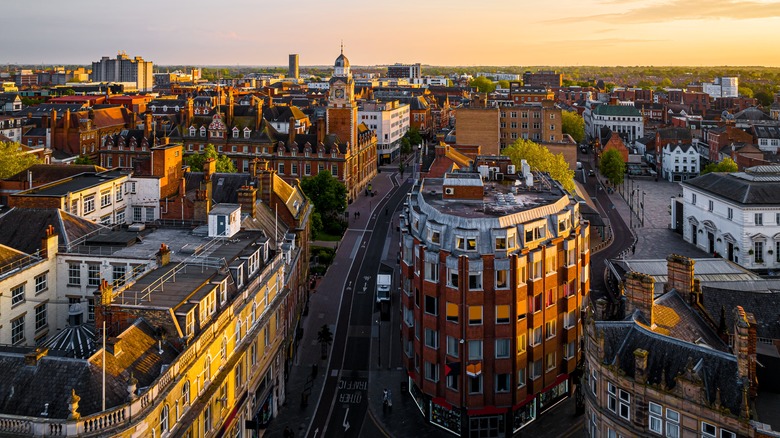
[507,164,516,174]
[444,187,454,195]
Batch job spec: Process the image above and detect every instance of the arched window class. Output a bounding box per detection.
[235,319,242,345]
[160,404,169,433]
[221,336,227,360]
[205,355,212,382]
[182,380,190,405]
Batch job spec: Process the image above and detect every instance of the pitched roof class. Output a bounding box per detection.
[596,320,744,415]
[700,286,780,340]
[682,169,780,204]
[2,164,106,185]
[0,208,106,254]
[657,127,692,142]
[593,104,641,117]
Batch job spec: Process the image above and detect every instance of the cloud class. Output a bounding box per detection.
[550,0,780,24]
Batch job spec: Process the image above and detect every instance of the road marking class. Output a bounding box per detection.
[343,408,350,432]
[313,428,319,438]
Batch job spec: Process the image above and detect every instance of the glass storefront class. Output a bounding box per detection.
[409,377,427,417]
[539,379,569,413]
[512,399,537,432]
[430,400,461,436]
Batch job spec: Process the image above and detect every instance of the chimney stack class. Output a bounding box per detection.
[237,185,258,218]
[289,116,296,144]
[24,347,49,367]
[634,348,649,384]
[665,254,696,304]
[317,117,325,145]
[41,224,57,259]
[624,271,655,325]
[157,243,171,267]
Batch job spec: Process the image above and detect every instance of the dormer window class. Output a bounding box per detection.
[243,128,251,139]
[189,127,196,137]
[200,127,206,137]
[305,149,310,158]
[232,127,239,138]
[332,151,337,158]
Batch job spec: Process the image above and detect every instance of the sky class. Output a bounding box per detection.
[3,0,780,67]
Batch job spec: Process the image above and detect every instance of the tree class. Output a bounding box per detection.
[0,141,42,180]
[300,170,347,235]
[469,76,496,93]
[317,324,333,359]
[701,157,738,175]
[74,155,95,165]
[502,139,575,193]
[738,86,754,99]
[400,137,412,157]
[497,80,510,89]
[404,127,423,147]
[185,144,236,173]
[599,149,626,186]
[310,211,323,240]
[561,111,585,144]
[755,91,774,107]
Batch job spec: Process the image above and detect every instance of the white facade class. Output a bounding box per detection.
[56,174,130,225]
[589,104,644,143]
[676,171,780,270]
[125,176,160,224]
[306,81,330,91]
[661,144,700,182]
[208,204,241,238]
[358,100,410,163]
[702,76,739,99]
[0,116,23,143]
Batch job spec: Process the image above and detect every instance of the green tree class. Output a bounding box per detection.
[300,170,348,235]
[497,80,510,89]
[400,137,412,157]
[310,211,323,240]
[185,144,236,173]
[738,86,754,99]
[469,76,496,93]
[755,91,774,107]
[404,127,423,147]
[561,111,585,144]
[701,157,738,175]
[317,324,333,359]
[0,141,42,179]
[599,149,626,186]
[74,155,95,165]
[502,139,575,193]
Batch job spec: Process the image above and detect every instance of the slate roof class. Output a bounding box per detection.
[682,168,780,205]
[700,286,780,340]
[0,208,106,254]
[593,104,641,117]
[734,107,771,121]
[652,290,728,350]
[753,123,780,140]
[262,105,308,123]
[2,164,106,185]
[657,127,692,142]
[596,320,745,415]
[184,172,252,204]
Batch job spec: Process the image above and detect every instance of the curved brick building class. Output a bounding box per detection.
[399,167,590,437]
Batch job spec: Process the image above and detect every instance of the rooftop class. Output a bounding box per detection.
[682,166,780,204]
[12,170,126,198]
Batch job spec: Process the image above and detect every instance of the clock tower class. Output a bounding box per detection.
[327,44,357,148]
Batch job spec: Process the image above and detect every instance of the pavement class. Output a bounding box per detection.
[267,150,713,438]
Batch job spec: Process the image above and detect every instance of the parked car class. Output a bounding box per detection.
[588,169,595,177]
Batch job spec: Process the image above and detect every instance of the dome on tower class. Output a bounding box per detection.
[335,53,350,68]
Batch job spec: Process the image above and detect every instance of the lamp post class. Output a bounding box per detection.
[642,191,646,227]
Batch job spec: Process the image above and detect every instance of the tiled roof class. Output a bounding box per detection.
[700,286,780,340]
[652,290,728,350]
[2,164,105,184]
[593,104,641,117]
[682,171,780,204]
[657,127,692,141]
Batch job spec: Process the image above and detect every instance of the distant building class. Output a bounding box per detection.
[522,70,562,88]
[358,100,410,164]
[289,54,299,80]
[588,104,643,143]
[661,143,700,182]
[387,63,422,80]
[702,76,739,99]
[91,52,154,92]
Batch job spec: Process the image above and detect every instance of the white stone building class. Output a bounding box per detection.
[661,143,700,182]
[674,166,780,270]
[358,100,410,164]
[588,104,644,143]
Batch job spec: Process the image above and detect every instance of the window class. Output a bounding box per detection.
[530,326,542,346]
[469,375,482,394]
[34,273,47,294]
[530,293,542,313]
[708,200,713,212]
[531,359,542,380]
[545,288,555,307]
[204,404,212,433]
[496,270,508,289]
[447,268,459,287]
[146,207,155,222]
[721,430,736,438]
[88,298,95,321]
[618,389,631,420]
[495,339,510,358]
[701,422,716,438]
[468,340,482,360]
[754,241,764,263]
[517,334,526,354]
[755,213,763,225]
[446,302,458,323]
[546,351,556,371]
[565,340,576,359]
[469,306,482,325]
[468,273,482,290]
[666,409,680,438]
[133,207,142,222]
[11,316,24,345]
[446,373,459,391]
[424,261,439,282]
[113,264,127,286]
[447,336,459,357]
[424,328,439,349]
[496,305,510,324]
[101,190,112,208]
[160,404,169,433]
[88,264,101,287]
[692,193,697,205]
[425,361,439,382]
[11,283,25,305]
[532,260,543,279]
[278,163,285,174]
[331,165,338,177]
[495,236,506,249]
[648,402,662,434]
[182,381,191,405]
[35,303,47,331]
[590,369,598,395]
[83,195,95,214]
[425,295,438,315]
[545,319,556,339]
[496,373,510,392]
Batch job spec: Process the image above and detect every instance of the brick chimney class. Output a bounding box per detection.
[157,243,171,267]
[732,306,758,398]
[634,348,649,384]
[203,157,217,181]
[289,116,296,144]
[317,117,325,145]
[186,98,194,128]
[665,254,695,303]
[41,224,58,259]
[227,91,234,127]
[24,347,49,366]
[255,97,263,131]
[624,271,655,325]
[144,112,153,139]
[237,185,258,217]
